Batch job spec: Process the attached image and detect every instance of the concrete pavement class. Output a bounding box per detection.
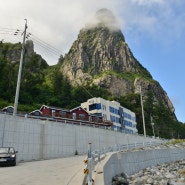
[0,155,86,185]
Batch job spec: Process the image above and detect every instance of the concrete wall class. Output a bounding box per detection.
[0,113,157,162]
[103,147,185,185]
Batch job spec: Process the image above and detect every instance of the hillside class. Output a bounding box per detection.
[0,9,185,139]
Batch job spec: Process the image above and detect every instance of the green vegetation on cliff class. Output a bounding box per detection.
[0,41,184,139]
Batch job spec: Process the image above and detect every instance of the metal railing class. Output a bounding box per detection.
[83,140,165,185]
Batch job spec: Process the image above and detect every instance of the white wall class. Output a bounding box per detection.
[103,148,185,185]
[0,113,157,162]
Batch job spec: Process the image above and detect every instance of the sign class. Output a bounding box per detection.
[84,159,88,164]
[84,168,89,174]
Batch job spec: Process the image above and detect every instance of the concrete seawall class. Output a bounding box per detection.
[0,113,160,162]
[99,146,185,185]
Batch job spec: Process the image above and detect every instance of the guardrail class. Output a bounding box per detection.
[92,140,165,163]
[83,140,165,185]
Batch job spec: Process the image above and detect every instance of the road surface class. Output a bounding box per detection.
[0,155,86,185]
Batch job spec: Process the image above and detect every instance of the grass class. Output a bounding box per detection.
[167,139,185,145]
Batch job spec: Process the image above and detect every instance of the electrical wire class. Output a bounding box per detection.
[0,27,63,57]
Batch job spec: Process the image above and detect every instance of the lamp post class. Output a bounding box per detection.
[140,85,146,137]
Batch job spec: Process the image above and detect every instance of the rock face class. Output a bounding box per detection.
[0,40,47,66]
[60,8,174,113]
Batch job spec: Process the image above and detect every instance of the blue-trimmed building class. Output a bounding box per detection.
[81,97,138,134]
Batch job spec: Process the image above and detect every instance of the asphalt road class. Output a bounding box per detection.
[0,155,86,185]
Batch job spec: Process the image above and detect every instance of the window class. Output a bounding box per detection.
[109,106,114,113]
[7,107,13,113]
[103,114,107,120]
[9,148,15,154]
[110,115,115,122]
[114,109,119,115]
[89,103,101,111]
[115,117,120,123]
[72,113,76,119]
[59,111,66,117]
[109,107,119,115]
[124,120,132,127]
[34,111,40,116]
[102,105,106,111]
[79,114,85,120]
[95,113,102,116]
[123,112,132,120]
[132,116,136,121]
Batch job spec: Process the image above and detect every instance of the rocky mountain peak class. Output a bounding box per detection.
[60,9,174,113]
[61,9,150,83]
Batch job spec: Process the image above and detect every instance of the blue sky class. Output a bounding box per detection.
[0,0,185,122]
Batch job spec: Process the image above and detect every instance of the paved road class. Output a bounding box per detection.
[0,155,86,185]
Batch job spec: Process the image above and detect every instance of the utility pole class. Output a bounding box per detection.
[150,115,155,138]
[13,19,28,117]
[87,143,93,185]
[140,85,146,137]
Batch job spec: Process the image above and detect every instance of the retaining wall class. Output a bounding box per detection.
[103,147,185,185]
[0,113,158,162]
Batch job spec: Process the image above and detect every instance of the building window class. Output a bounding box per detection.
[109,106,114,113]
[124,120,132,127]
[110,115,115,122]
[115,117,120,123]
[79,114,85,120]
[95,113,102,116]
[114,109,119,115]
[59,111,66,117]
[89,103,101,111]
[7,107,13,113]
[72,113,76,119]
[109,107,119,115]
[123,112,131,120]
[103,114,107,120]
[34,111,40,116]
[102,105,106,110]
[132,116,136,121]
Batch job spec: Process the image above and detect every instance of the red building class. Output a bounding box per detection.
[40,105,71,118]
[30,104,112,127]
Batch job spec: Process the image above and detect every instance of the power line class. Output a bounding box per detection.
[30,34,62,54]
[0,26,64,57]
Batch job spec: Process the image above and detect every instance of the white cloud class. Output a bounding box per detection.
[0,0,185,65]
[131,0,164,5]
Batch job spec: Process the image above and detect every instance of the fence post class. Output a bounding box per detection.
[88,143,93,185]
[98,150,100,162]
[1,113,6,147]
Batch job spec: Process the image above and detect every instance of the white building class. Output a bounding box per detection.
[81,97,138,134]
